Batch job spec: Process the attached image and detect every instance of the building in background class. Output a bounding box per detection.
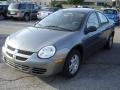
[115,0,120,7]
[84,0,118,6]
[6,0,67,6]
[1,0,119,6]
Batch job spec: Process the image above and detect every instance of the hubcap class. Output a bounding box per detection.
[25,15,29,21]
[69,54,80,74]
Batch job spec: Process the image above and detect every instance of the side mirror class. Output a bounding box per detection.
[85,26,97,34]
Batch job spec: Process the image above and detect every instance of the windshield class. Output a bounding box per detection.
[103,9,117,14]
[35,10,85,31]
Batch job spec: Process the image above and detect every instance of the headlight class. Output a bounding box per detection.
[38,46,56,59]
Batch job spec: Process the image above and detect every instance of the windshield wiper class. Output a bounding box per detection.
[43,25,72,31]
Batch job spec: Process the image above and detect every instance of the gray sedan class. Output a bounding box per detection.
[2,8,115,78]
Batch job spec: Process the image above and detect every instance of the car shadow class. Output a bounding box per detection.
[35,42,120,89]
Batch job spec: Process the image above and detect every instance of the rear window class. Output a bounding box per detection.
[103,9,117,14]
[8,3,26,9]
[8,3,19,9]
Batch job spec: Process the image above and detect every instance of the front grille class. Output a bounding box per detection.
[18,50,33,55]
[6,45,34,61]
[4,57,30,71]
[4,57,47,74]
[32,68,46,74]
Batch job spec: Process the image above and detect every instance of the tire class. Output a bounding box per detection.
[105,35,114,49]
[24,14,30,21]
[0,14,5,20]
[63,49,81,78]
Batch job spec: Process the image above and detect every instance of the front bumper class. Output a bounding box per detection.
[2,46,65,76]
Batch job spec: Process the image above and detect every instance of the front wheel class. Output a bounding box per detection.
[63,49,81,78]
[24,14,30,21]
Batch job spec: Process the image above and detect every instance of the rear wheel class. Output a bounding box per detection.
[105,35,114,49]
[0,14,5,20]
[63,49,81,78]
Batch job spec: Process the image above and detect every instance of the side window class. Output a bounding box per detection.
[18,4,26,9]
[87,13,99,28]
[31,4,34,9]
[97,12,108,24]
[27,4,32,9]
[34,4,39,10]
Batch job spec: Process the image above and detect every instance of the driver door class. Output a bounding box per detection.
[83,12,103,56]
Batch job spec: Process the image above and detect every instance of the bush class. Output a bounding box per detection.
[55,4,63,8]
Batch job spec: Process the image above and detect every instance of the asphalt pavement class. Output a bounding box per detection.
[0,20,120,90]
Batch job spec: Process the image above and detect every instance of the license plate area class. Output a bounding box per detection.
[10,11,16,15]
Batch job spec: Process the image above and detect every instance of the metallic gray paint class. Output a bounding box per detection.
[2,8,115,76]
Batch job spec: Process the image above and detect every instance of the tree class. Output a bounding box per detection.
[68,0,84,5]
[51,0,56,7]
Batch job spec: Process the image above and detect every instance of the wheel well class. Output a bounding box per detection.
[24,12,29,16]
[70,45,84,59]
[111,31,115,37]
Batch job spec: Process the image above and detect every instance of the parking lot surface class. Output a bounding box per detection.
[0,20,35,34]
[0,20,120,90]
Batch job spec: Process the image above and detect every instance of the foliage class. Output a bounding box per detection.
[55,4,63,8]
[68,0,84,5]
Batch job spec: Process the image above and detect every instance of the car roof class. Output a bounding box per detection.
[62,8,95,14]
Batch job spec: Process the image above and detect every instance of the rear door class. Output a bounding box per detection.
[97,12,113,45]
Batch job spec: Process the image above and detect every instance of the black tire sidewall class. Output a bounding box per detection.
[24,14,30,21]
[106,35,113,49]
[0,14,5,20]
[63,49,81,78]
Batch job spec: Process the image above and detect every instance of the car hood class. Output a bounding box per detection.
[7,27,74,52]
